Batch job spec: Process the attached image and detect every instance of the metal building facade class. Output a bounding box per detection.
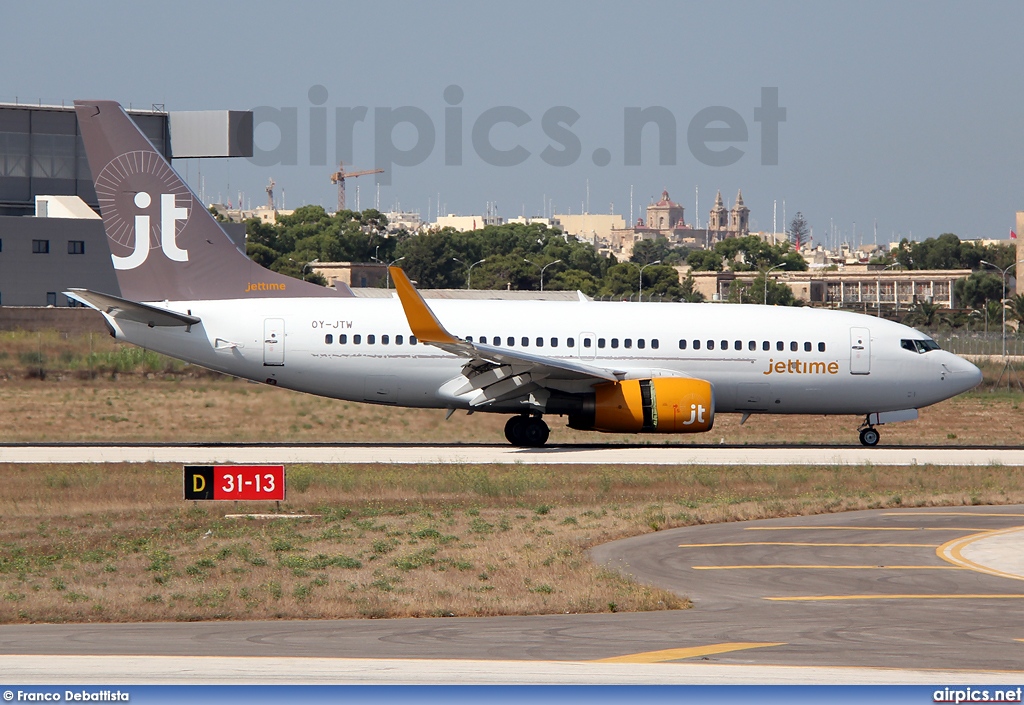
[0,104,169,217]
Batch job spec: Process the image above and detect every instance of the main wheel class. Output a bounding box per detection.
[520,417,550,447]
[504,415,527,445]
[859,427,880,446]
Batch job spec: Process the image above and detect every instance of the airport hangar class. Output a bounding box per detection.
[0,102,252,306]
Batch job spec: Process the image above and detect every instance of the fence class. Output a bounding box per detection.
[928,331,1024,358]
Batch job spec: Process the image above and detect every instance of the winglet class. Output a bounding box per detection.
[390,266,460,344]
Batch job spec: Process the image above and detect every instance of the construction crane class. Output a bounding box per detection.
[330,162,384,212]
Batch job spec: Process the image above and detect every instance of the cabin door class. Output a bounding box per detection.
[850,327,870,375]
[263,318,285,366]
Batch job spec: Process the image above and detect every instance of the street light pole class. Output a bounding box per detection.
[372,255,405,289]
[981,259,1023,359]
[523,258,562,291]
[453,257,486,289]
[638,260,661,302]
[764,263,785,305]
[877,263,898,317]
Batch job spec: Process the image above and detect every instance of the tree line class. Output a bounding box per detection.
[240,205,698,301]
[236,205,1022,322]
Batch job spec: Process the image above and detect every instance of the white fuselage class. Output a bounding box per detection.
[108,296,981,418]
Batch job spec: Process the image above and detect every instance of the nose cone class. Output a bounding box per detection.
[946,354,983,394]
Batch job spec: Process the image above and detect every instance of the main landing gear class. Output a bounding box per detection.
[858,422,880,447]
[504,414,550,447]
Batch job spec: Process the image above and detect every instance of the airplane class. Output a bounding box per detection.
[66,99,983,448]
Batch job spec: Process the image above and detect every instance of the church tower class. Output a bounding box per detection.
[729,189,750,233]
[708,190,728,230]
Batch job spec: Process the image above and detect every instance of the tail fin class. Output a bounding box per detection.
[74,100,349,302]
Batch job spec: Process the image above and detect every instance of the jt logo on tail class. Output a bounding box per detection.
[114,191,190,270]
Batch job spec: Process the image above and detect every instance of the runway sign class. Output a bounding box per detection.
[184,465,286,501]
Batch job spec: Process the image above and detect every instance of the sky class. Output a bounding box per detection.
[5,0,1024,247]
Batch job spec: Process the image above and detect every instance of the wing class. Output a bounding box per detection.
[390,266,624,409]
[65,288,201,329]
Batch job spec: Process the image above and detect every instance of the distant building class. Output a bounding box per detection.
[684,265,970,309]
[433,214,504,232]
[384,210,424,234]
[553,213,623,245]
[311,262,387,289]
[607,189,752,258]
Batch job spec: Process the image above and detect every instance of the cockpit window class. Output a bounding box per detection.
[901,338,941,354]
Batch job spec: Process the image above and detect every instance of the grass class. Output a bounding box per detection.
[0,329,1022,623]
[1,461,1023,623]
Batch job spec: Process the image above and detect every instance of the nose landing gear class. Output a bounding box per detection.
[504,414,550,447]
[856,418,880,446]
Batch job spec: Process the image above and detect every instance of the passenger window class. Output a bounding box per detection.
[396,335,404,345]
[804,342,811,352]
[734,341,742,351]
[368,335,376,345]
[583,338,591,348]
[790,341,797,352]
[637,339,645,349]
[382,335,390,345]
[466,336,473,343]
[598,338,606,349]
[624,339,632,349]
[763,341,770,351]
[707,340,715,350]
[551,337,558,347]
[325,334,333,344]
[353,334,362,344]
[536,337,544,347]
[611,338,619,349]
[492,336,500,345]
[507,337,515,346]
[521,337,529,347]
[721,340,728,351]
[679,339,687,350]
[776,341,784,351]
[748,341,756,351]
[410,336,417,345]
[567,337,575,347]
[651,339,659,349]
[818,342,825,352]
[693,340,701,350]
[339,334,347,344]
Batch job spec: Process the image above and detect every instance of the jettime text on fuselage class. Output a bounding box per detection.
[762,358,840,376]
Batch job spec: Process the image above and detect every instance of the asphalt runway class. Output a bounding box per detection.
[1,442,1022,465]
[3,505,1024,683]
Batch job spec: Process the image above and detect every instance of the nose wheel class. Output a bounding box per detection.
[858,426,880,447]
[504,414,550,447]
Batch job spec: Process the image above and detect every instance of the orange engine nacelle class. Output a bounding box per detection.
[567,378,715,434]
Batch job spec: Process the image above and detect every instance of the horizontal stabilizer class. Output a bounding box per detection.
[65,288,201,328]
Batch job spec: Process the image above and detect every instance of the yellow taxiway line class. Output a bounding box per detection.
[678,542,938,548]
[766,594,1024,601]
[744,526,989,531]
[593,642,785,663]
[881,512,1024,517]
[691,564,964,570]
[937,526,1024,582]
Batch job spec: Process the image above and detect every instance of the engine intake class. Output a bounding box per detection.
[567,378,714,434]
